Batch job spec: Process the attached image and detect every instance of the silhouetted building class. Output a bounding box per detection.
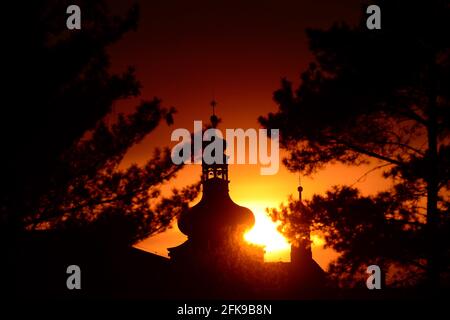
[165,102,325,298]
[167,103,264,298]
[286,181,327,292]
[168,119,263,265]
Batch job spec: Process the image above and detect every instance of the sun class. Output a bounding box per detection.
[243,205,290,261]
[243,204,327,262]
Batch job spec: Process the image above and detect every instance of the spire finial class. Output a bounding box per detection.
[209,100,219,128]
[211,99,217,116]
[297,174,303,201]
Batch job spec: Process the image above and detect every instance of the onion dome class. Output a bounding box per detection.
[177,100,255,240]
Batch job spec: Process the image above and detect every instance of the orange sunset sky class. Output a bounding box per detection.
[107,0,390,269]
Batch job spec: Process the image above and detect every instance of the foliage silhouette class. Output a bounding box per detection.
[260,0,449,288]
[3,1,200,297]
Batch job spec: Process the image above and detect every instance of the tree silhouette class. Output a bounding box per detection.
[260,0,449,288]
[2,1,198,254]
[269,188,440,287]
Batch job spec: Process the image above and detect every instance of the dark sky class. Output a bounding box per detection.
[109,0,361,133]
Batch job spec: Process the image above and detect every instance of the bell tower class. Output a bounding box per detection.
[169,101,262,264]
[201,100,228,183]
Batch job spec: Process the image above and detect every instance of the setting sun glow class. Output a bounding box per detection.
[243,206,290,261]
[242,204,328,262]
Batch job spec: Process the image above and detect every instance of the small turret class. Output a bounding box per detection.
[290,176,312,264]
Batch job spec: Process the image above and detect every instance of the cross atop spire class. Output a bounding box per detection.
[210,99,217,116]
[209,100,219,128]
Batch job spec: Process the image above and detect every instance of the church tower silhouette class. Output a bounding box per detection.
[166,102,325,298]
[168,103,264,297]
